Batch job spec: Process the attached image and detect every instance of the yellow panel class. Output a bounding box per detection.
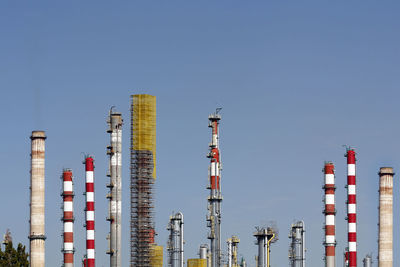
[187,259,207,267]
[150,245,163,267]
[131,94,156,179]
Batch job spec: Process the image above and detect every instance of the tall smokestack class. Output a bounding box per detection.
[107,109,123,267]
[85,156,95,267]
[62,169,74,267]
[345,148,357,267]
[378,167,393,267]
[29,131,46,267]
[323,162,336,267]
[207,109,222,267]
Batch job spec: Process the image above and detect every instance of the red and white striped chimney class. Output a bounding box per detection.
[85,156,95,267]
[62,169,74,267]
[323,162,336,267]
[345,148,356,267]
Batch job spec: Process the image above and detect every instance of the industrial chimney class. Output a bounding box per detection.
[378,167,393,267]
[29,131,46,267]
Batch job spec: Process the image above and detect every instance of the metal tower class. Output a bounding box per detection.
[254,227,277,267]
[363,254,372,267]
[227,236,240,267]
[207,109,222,267]
[130,94,156,267]
[323,162,336,267]
[167,212,184,267]
[61,169,75,267]
[345,148,357,267]
[288,221,305,267]
[29,131,46,267]
[106,108,123,267]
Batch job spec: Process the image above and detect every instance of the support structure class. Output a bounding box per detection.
[378,167,394,267]
[227,236,240,267]
[288,221,305,267]
[167,212,184,267]
[106,108,123,267]
[62,169,74,267]
[85,156,95,267]
[323,162,336,267]
[130,94,156,267]
[345,148,356,267]
[29,131,46,267]
[254,227,277,267]
[207,110,222,267]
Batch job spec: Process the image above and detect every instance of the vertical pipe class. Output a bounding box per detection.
[199,245,208,260]
[324,162,336,267]
[107,110,123,267]
[345,148,356,267]
[378,167,393,267]
[85,156,95,267]
[29,131,46,267]
[62,169,74,267]
[207,111,222,267]
[363,255,372,267]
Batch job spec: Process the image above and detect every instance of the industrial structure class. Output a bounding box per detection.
[288,221,305,267]
[106,108,123,267]
[227,236,240,267]
[323,162,336,267]
[254,227,277,267]
[167,212,184,267]
[130,94,157,267]
[61,169,75,267]
[207,109,222,267]
[363,255,372,267]
[84,156,95,267]
[29,131,46,267]
[345,148,357,267]
[378,167,394,267]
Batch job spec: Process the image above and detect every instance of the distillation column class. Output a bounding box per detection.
[106,109,123,267]
[288,221,305,267]
[254,228,267,267]
[345,148,357,267]
[85,156,95,267]
[29,131,46,267]
[62,169,74,267]
[378,167,394,267]
[363,255,372,267]
[207,111,222,267]
[227,236,240,267]
[324,162,336,267]
[167,212,184,267]
[130,94,156,267]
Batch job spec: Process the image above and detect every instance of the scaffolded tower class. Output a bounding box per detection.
[106,108,123,267]
[227,236,240,267]
[84,156,95,267]
[167,212,184,267]
[323,162,336,267]
[254,227,277,267]
[378,167,394,267]
[61,169,75,267]
[207,110,222,267]
[345,148,357,267]
[288,221,306,267]
[29,131,46,267]
[131,94,156,267]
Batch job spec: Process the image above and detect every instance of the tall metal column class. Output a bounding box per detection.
[29,131,46,267]
[288,221,305,267]
[107,108,123,267]
[207,110,222,267]
[167,212,184,267]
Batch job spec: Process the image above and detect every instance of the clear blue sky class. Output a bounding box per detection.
[1,1,400,266]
